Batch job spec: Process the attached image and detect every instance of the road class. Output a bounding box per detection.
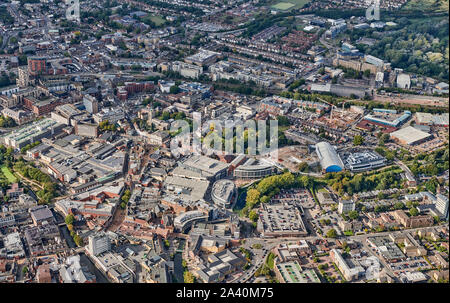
[231,223,447,282]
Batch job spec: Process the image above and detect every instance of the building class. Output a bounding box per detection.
[75,123,98,138]
[180,155,229,181]
[24,223,65,256]
[185,50,220,66]
[174,210,208,233]
[435,194,449,221]
[0,232,25,259]
[274,260,320,283]
[344,151,386,172]
[87,233,111,256]
[364,109,412,128]
[211,179,236,209]
[338,200,355,214]
[257,203,308,238]
[0,118,64,149]
[28,56,47,76]
[17,66,30,88]
[366,236,406,262]
[195,249,244,283]
[233,158,276,179]
[37,264,52,283]
[330,249,365,281]
[315,142,344,173]
[390,126,433,146]
[170,61,203,79]
[397,74,411,89]
[392,210,434,228]
[29,205,55,226]
[2,107,35,125]
[148,130,170,146]
[59,255,96,283]
[83,94,99,114]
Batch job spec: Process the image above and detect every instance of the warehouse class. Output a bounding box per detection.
[390,126,433,146]
[315,141,344,173]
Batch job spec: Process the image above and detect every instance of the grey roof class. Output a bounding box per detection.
[315,141,344,171]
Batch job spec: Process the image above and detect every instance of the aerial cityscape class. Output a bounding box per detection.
[0,0,449,286]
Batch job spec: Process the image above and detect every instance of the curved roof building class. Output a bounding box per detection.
[211,179,237,208]
[315,142,344,173]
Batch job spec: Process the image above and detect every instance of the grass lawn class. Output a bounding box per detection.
[272,2,295,10]
[271,0,311,11]
[1,165,18,183]
[149,15,166,26]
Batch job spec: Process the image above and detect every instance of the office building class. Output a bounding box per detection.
[338,200,355,214]
[88,232,111,256]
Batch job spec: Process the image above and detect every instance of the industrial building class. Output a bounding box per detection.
[315,141,344,173]
[363,109,411,128]
[390,126,433,146]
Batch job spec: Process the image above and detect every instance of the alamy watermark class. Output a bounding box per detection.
[65,0,80,22]
[366,0,381,21]
[169,111,279,160]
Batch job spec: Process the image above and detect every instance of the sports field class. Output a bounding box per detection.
[272,2,295,10]
[149,15,166,26]
[1,165,18,183]
[271,0,311,11]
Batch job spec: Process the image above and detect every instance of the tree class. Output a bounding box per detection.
[348,210,359,220]
[73,234,84,247]
[326,228,338,238]
[65,214,74,225]
[394,202,405,210]
[409,207,419,216]
[249,210,259,222]
[246,189,260,206]
[353,135,364,146]
[183,271,195,283]
[298,162,309,172]
[161,111,170,121]
[169,85,180,94]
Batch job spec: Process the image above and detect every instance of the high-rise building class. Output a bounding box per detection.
[17,66,30,88]
[435,194,449,220]
[87,232,111,256]
[83,94,99,114]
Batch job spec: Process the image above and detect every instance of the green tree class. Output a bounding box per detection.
[353,135,364,146]
[249,210,259,222]
[348,210,359,220]
[326,228,338,238]
[409,207,419,216]
[65,214,74,225]
[183,271,195,283]
[73,234,84,247]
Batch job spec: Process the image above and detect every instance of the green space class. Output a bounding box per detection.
[271,0,310,11]
[272,2,295,10]
[403,0,449,13]
[148,15,166,26]
[352,16,449,82]
[1,165,18,183]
